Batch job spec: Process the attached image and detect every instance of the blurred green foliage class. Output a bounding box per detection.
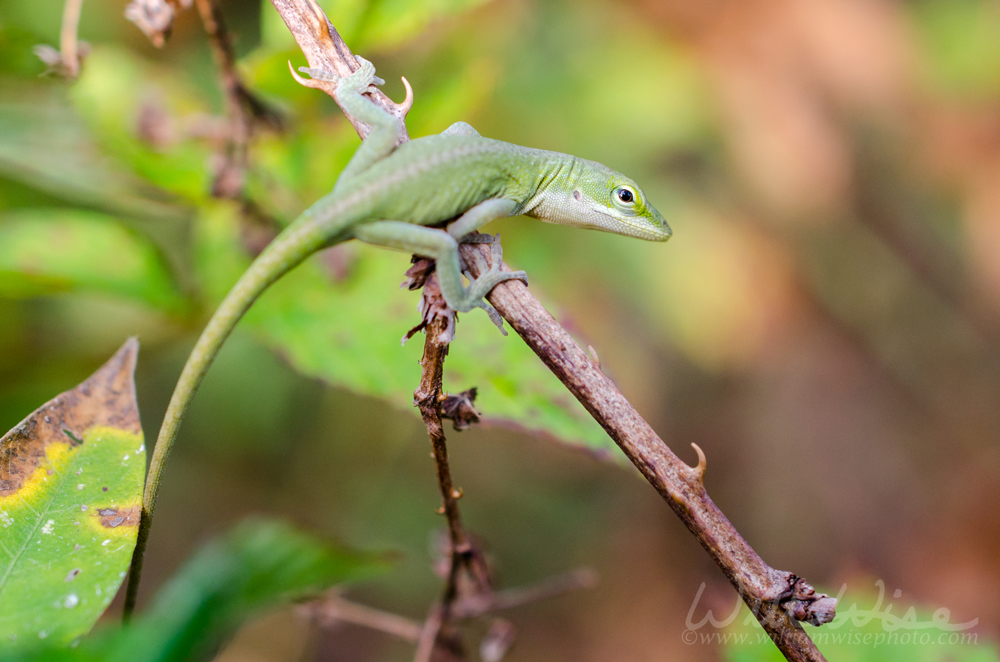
[3,0,1000,659]
[4,518,385,661]
[913,0,1000,99]
[0,209,185,311]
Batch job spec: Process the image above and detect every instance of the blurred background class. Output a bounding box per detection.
[1,0,1000,659]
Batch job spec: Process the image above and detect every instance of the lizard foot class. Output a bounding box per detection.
[299,55,385,89]
[474,300,508,336]
[464,235,528,304]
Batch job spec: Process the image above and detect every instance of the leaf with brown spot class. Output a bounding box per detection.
[0,339,145,651]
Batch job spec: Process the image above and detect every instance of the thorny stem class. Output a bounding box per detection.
[459,243,836,661]
[412,312,489,661]
[414,315,467,575]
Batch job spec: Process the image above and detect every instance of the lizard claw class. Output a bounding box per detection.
[475,300,508,336]
[298,66,342,83]
[487,235,528,287]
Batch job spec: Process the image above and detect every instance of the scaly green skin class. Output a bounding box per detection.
[123,57,670,614]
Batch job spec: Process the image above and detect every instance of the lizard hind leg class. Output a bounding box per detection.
[354,220,527,320]
[463,236,529,303]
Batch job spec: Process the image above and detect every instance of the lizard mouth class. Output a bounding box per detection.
[593,208,671,241]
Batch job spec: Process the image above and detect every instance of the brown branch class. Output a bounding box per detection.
[414,314,467,581]
[266,2,836,660]
[34,0,87,77]
[193,0,284,199]
[412,304,489,662]
[300,569,595,651]
[452,568,598,619]
[59,0,84,77]
[300,593,424,642]
[459,243,835,659]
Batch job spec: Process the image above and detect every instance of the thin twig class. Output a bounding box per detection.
[413,605,444,662]
[35,0,86,77]
[452,568,598,619]
[193,0,283,198]
[300,594,424,642]
[301,568,595,649]
[59,0,84,77]
[414,313,468,586]
[412,305,488,661]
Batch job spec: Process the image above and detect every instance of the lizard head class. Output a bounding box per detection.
[527,159,672,241]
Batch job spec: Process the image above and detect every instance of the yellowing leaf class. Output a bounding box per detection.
[0,83,181,221]
[0,339,145,650]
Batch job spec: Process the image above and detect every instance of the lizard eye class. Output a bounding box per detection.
[615,187,636,205]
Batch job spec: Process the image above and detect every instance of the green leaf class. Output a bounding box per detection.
[1,518,387,662]
[104,518,386,662]
[351,0,493,51]
[0,209,187,313]
[0,81,181,221]
[69,48,215,203]
[0,339,145,650]
[196,203,619,462]
[720,581,999,662]
[912,0,1000,100]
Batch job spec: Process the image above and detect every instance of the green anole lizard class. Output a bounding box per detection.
[126,55,670,611]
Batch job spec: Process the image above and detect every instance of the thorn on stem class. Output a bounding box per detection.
[689,442,707,482]
[451,487,463,500]
[587,345,601,370]
[397,76,414,116]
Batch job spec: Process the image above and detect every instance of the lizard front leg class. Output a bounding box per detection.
[298,56,403,187]
[353,220,527,316]
[446,198,518,242]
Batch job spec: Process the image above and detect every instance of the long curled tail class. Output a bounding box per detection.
[123,215,346,616]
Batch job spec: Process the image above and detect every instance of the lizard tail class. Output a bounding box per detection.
[124,213,349,617]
